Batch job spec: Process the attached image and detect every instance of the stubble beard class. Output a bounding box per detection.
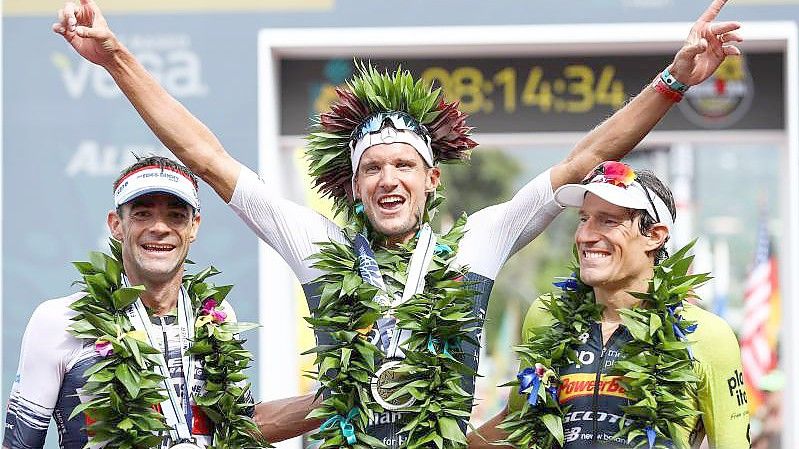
[366,203,425,245]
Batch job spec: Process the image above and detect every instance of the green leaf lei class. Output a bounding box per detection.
[498,241,709,449]
[68,239,269,449]
[306,213,478,449]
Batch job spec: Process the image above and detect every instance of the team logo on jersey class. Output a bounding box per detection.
[678,56,754,129]
[727,369,748,407]
[559,373,627,403]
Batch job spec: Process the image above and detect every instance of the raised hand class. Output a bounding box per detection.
[670,0,743,86]
[52,0,119,66]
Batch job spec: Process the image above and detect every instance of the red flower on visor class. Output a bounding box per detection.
[584,161,637,188]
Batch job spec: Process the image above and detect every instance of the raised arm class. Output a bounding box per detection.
[53,0,240,202]
[550,0,742,189]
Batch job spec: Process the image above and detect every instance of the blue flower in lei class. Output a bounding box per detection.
[516,363,557,406]
[667,302,699,360]
[517,367,541,406]
[553,274,580,292]
[645,425,656,449]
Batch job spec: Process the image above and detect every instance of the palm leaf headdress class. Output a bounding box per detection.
[306,62,477,216]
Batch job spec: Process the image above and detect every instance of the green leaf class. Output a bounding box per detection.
[437,417,466,444]
[111,286,144,310]
[117,417,134,431]
[89,251,107,272]
[341,271,362,296]
[115,363,140,399]
[649,313,662,337]
[541,414,564,446]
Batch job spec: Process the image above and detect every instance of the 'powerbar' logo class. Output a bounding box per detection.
[559,373,627,403]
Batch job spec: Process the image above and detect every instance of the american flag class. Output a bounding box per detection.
[740,221,780,409]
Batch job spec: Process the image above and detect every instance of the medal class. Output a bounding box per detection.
[355,226,438,410]
[125,281,199,444]
[370,360,415,411]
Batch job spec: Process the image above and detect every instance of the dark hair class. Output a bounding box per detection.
[630,169,676,264]
[114,155,198,216]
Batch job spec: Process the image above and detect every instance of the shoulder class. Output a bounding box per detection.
[521,295,557,342]
[681,302,741,364]
[20,293,86,362]
[28,293,85,328]
[682,303,738,344]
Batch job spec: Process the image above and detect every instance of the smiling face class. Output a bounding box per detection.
[575,193,666,293]
[353,142,440,245]
[108,192,200,286]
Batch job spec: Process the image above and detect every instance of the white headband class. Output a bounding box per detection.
[114,166,200,210]
[350,127,435,195]
[350,127,434,175]
[554,180,674,232]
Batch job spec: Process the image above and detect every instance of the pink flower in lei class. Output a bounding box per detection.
[95,339,113,357]
[201,299,227,324]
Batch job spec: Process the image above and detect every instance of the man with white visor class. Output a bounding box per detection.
[4,156,318,449]
[469,161,750,449]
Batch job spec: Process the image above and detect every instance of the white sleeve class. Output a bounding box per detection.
[456,168,563,279]
[227,164,347,284]
[4,297,80,446]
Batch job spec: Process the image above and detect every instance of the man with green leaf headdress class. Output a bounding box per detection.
[50,0,742,446]
[470,162,749,449]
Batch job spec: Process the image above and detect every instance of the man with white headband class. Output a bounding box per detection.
[4,156,319,449]
[469,161,749,449]
[51,0,742,446]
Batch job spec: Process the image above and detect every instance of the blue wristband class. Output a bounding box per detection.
[660,68,689,93]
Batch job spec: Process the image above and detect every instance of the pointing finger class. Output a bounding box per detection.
[698,0,728,23]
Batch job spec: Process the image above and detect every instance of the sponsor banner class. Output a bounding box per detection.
[52,33,208,100]
[558,373,627,403]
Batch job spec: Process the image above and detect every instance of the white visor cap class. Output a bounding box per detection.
[554,181,674,232]
[114,165,200,210]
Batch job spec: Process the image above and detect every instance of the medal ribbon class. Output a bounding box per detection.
[319,407,359,444]
[353,223,437,359]
[124,279,197,442]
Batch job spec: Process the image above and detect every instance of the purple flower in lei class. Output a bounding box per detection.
[94,339,113,357]
[201,299,228,324]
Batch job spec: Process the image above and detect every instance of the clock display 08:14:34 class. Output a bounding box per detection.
[420,65,628,115]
